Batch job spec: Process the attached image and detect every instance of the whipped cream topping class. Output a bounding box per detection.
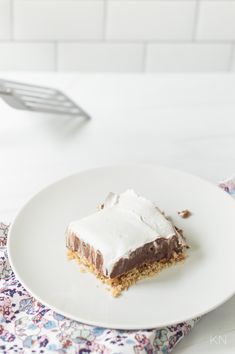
[68,189,180,275]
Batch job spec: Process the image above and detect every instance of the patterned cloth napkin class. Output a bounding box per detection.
[0,177,233,354]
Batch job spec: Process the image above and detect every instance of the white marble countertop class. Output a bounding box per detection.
[1,72,235,353]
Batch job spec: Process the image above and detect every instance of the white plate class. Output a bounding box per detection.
[8,165,235,329]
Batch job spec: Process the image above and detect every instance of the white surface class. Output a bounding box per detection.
[8,165,235,329]
[0,0,10,40]
[146,44,232,72]
[106,1,196,40]
[1,72,235,349]
[1,0,235,72]
[0,43,55,71]
[197,1,235,40]
[58,43,144,72]
[14,1,104,40]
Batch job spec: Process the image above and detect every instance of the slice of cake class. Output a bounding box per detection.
[66,190,188,296]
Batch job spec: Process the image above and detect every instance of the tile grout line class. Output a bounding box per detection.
[0,39,234,45]
[5,0,224,1]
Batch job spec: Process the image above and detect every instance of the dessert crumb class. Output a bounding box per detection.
[97,203,104,210]
[178,209,191,219]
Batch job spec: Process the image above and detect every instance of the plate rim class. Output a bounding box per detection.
[7,163,235,329]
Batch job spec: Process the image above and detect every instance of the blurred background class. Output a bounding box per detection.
[1,3,235,353]
[2,0,235,219]
[0,0,234,73]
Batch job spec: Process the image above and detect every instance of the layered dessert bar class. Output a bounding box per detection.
[66,190,188,296]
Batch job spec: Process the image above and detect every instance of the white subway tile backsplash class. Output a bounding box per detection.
[106,1,196,40]
[0,0,11,39]
[14,1,104,40]
[146,43,231,72]
[197,1,235,40]
[0,43,55,71]
[0,0,233,72]
[58,43,144,72]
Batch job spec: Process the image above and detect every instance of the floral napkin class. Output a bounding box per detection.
[0,177,233,354]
